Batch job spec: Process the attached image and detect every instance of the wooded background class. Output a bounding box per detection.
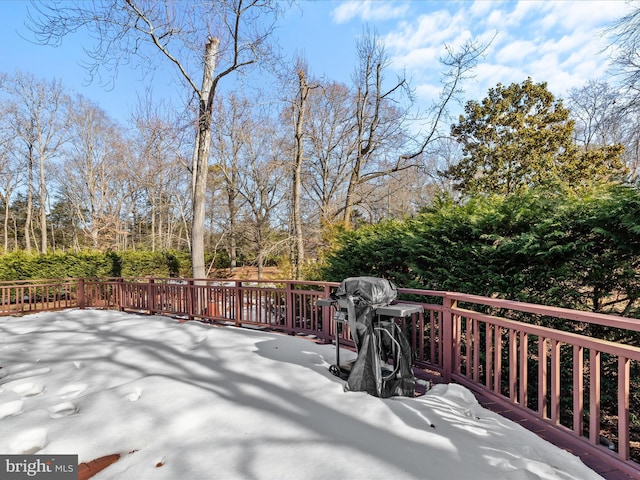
[1,1,639,283]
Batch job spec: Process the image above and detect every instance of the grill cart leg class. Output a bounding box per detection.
[317,298,345,378]
[329,331,341,377]
[333,311,352,378]
[317,298,351,379]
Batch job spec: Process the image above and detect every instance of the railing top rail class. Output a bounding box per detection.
[5,277,639,334]
[445,291,640,333]
[454,305,640,359]
[0,278,79,285]
[115,276,341,287]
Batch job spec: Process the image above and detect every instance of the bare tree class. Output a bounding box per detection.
[341,31,489,227]
[605,5,640,179]
[289,60,320,278]
[423,137,463,198]
[57,96,128,249]
[235,111,287,279]
[568,80,622,148]
[409,39,493,163]
[2,72,69,253]
[28,0,283,278]
[210,94,254,274]
[0,136,21,252]
[607,5,640,99]
[303,81,354,226]
[568,80,640,179]
[342,30,411,227]
[130,91,190,251]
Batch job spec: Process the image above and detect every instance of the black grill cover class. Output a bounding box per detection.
[332,277,414,398]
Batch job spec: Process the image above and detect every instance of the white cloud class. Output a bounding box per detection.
[331,1,360,23]
[332,0,637,114]
[527,53,561,81]
[331,0,410,24]
[474,62,527,91]
[384,11,461,50]
[469,0,499,19]
[483,1,545,31]
[495,40,539,64]
[538,1,632,32]
[415,82,443,104]
[546,33,591,55]
[391,46,441,71]
[544,70,585,95]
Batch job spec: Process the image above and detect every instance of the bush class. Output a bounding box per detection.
[119,250,191,277]
[0,249,193,280]
[0,250,115,280]
[318,184,640,317]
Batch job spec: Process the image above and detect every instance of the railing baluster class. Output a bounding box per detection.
[453,311,462,375]
[509,329,517,403]
[430,310,436,366]
[550,339,560,425]
[494,325,502,395]
[473,318,480,383]
[618,356,630,460]
[539,336,548,418]
[418,310,425,363]
[465,317,472,378]
[573,344,584,436]
[519,331,528,408]
[485,323,493,390]
[589,349,601,446]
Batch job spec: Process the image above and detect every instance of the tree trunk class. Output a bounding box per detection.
[342,157,361,228]
[12,216,18,250]
[228,182,237,273]
[39,152,47,253]
[3,195,9,253]
[343,88,366,228]
[25,146,33,252]
[151,199,156,252]
[191,37,219,280]
[292,67,308,278]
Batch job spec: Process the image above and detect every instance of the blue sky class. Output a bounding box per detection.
[0,0,635,124]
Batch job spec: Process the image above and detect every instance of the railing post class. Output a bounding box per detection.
[321,284,333,344]
[285,281,294,333]
[117,277,125,311]
[77,278,85,310]
[442,295,456,383]
[234,281,242,327]
[187,279,195,320]
[147,277,155,314]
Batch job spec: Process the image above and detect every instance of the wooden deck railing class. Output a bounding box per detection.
[1,276,638,477]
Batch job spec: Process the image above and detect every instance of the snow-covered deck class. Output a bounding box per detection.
[0,309,610,480]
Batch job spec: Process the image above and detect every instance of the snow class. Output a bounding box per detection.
[0,309,603,480]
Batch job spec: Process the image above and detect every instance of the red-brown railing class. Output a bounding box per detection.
[0,278,80,314]
[1,277,638,478]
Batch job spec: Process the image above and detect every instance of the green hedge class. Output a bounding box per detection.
[317,184,640,318]
[0,250,194,280]
[118,250,192,277]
